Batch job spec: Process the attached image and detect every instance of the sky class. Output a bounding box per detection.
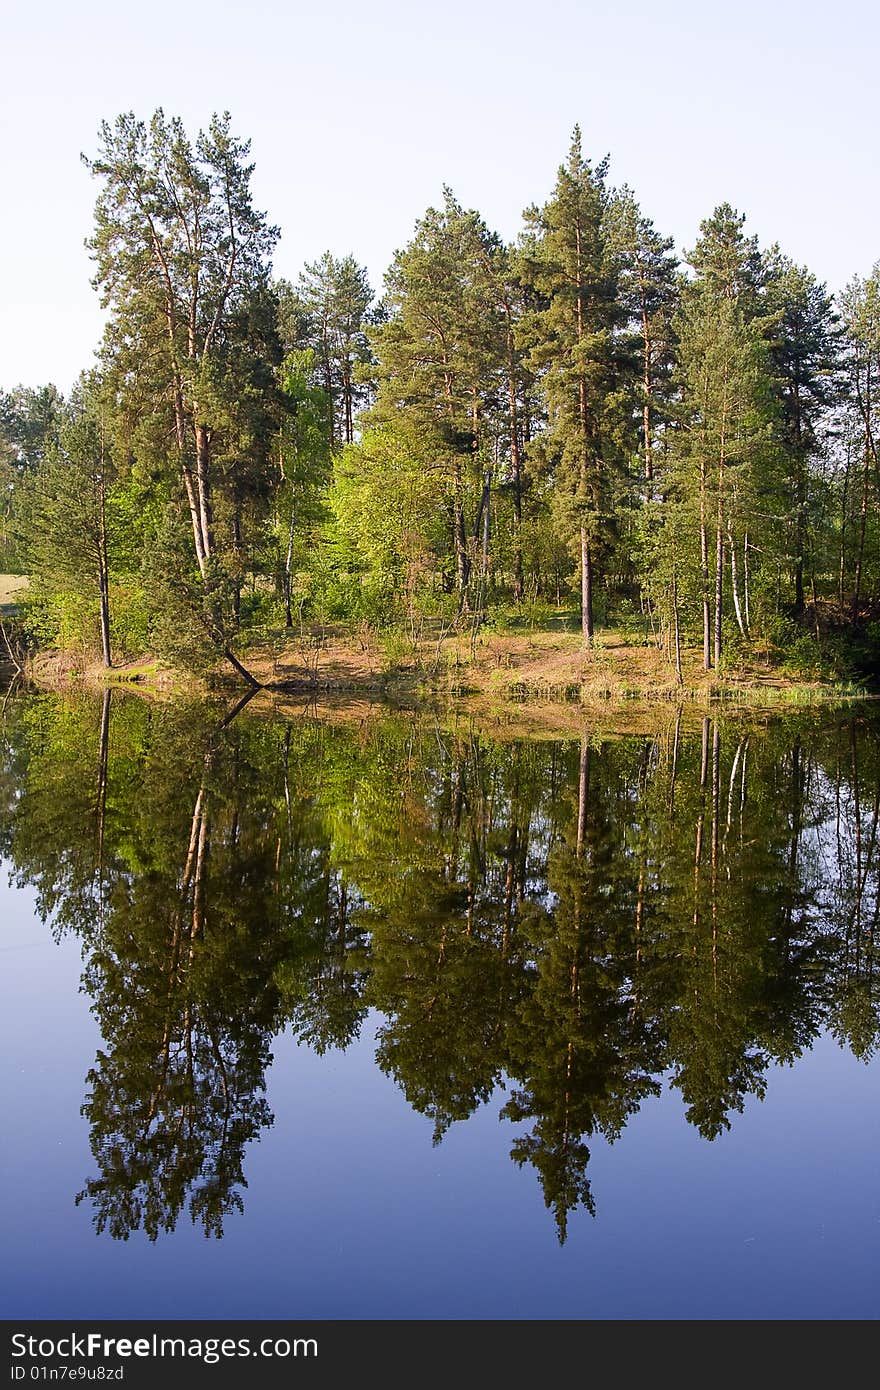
[2,0,877,393]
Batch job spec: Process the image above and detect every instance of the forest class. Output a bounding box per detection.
[2,110,879,690]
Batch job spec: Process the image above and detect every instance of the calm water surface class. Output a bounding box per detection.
[1,691,878,1320]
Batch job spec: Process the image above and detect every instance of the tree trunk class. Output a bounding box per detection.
[853,363,872,614]
[97,463,112,668]
[480,467,491,613]
[507,328,524,601]
[453,459,470,597]
[714,505,724,669]
[853,440,869,617]
[231,505,242,630]
[581,527,593,648]
[642,302,653,482]
[284,495,296,628]
[222,646,262,688]
[672,567,683,685]
[98,572,112,669]
[792,379,806,617]
[193,421,215,563]
[729,520,748,638]
[713,418,727,670]
[700,453,711,670]
[343,359,354,444]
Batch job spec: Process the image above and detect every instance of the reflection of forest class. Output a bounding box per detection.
[1,692,878,1241]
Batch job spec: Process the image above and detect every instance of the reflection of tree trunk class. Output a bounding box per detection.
[693,718,710,931]
[847,723,880,966]
[216,685,261,730]
[577,738,590,856]
[94,688,111,881]
[711,723,720,874]
[503,822,517,958]
[711,722,720,990]
[693,809,704,931]
[635,857,645,976]
[185,788,209,954]
[668,706,682,814]
[784,740,803,940]
[282,725,292,835]
[725,739,745,840]
[850,724,862,953]
[151,771,212,1124]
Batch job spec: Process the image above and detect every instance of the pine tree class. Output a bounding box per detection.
[278,254,375,447]
[519,129,626,645]
[84,110,282,682]
[763,251,844,614]
[838,268,880,613]
[368,189,506,605]
[605,187,679,485]
[0,384,63,567]
[18,379,118,666]
[670,206,779,669]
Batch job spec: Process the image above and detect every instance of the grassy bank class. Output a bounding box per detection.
[20,622,869,714]
[228,615,869,707]
[3,573,868,711]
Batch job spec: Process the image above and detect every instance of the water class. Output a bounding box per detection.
[1,691,878,1319]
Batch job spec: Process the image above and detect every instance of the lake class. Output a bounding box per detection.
[1,689,878,1320]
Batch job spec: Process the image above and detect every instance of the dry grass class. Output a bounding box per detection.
[218,622,866,720]
[21,617,868,719]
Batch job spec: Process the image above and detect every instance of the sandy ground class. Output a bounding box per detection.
[0,574,28,612]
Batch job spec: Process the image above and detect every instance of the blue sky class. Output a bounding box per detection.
[3,0,877,391]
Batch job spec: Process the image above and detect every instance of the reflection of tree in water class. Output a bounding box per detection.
[1,692,879,1241]
[1,695,371,1239]
[363,733,541,1143]
[75,754,280,1239]
[503,741,663,1240]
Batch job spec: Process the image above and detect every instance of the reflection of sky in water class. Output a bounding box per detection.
[2,869,878,1321]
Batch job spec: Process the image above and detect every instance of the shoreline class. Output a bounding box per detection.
[12,624,873,720]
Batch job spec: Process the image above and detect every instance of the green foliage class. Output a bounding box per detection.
[5,119,875,681]
[0,384,63,570]
[517,129,636,638]
[276,254,375,447]
[326,424,449,624]
[83,109,283,679]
